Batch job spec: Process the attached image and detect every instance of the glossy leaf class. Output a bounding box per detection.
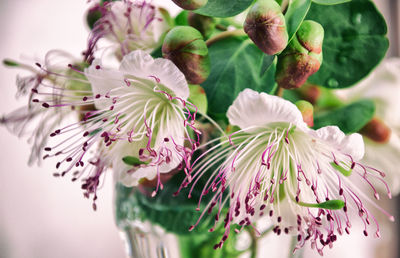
[307,0,389,88]
[285,0,312,42]
[115,166,221,235]
[175,10,189,26]
[312,0,351,5]
[313,100,375,133]
[194,0,253,18]
[201,36,277,118]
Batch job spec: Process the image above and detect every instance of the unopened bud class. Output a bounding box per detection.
[162,26,210,84]
[299,83,321,104]
[172,0,208,10]
[244,0,288,55]
[188,12,216,38]
[360,117,391,143]
[276,20,324,89]
[295,100,314,127]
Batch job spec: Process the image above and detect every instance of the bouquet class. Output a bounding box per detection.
[1,0,398,257]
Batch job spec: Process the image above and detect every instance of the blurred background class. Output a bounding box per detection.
[0,0,398,258]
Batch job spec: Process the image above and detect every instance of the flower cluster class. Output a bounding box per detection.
[1,0,396,256]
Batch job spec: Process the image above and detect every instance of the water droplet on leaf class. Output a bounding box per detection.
[352,13,362,25]
[327,78,339,88]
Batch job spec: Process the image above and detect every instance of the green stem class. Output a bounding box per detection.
[219,17,243,29]
[260,225,274,237]
[206,29,246,47]
[246,227,259,258]
[288,236,304,258]
[276,86,284,97]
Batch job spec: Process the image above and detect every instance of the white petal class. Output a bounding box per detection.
[118,165,156,187]
[84,59,125,109]
[314,126,365,161]
[114,114,185,187]
[119,50,189,99]
[227,89,307,130]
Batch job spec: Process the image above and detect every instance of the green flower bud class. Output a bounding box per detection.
[188,12,216,39]
[244,0,288,55]
[276,20,324,89]
[172,0,208,11]
[295,100,314,127]
[162,26,210,84]
[296,20,324,55]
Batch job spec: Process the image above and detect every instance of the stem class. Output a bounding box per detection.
[288,236,297,258]
[246,227,258,258]
[215,24,228,31]
[206,29,246,47]
[260,225,274,237]
[220,18,243,29]
[198,110,226,136]
[288,236,304,258]
[277,86,284,97]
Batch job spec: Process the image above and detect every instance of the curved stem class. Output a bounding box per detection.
[206,29,246,47]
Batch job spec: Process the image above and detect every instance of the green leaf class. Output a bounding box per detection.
[189,84,208,114]
[285,0,312,42]
[175,11,189,26]
[115,165,222,235]
[122,156,148,166]
[201,36,277,118]
[312,0,350,5]
[194,0,254,18]
[307,0,389,88]
[313,99,375,133]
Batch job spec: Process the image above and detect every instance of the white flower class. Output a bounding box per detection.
[183,89,392,255]
[87,0,169,60]
[30,50,199,206]
[337,58,400,195]
[1,50,89,165]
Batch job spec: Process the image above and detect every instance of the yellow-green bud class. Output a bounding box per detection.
[244,0,288,55]
[276,20,324,89]
[162,26,211,84]
[171,0,208,10]
[295,100,314,127]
